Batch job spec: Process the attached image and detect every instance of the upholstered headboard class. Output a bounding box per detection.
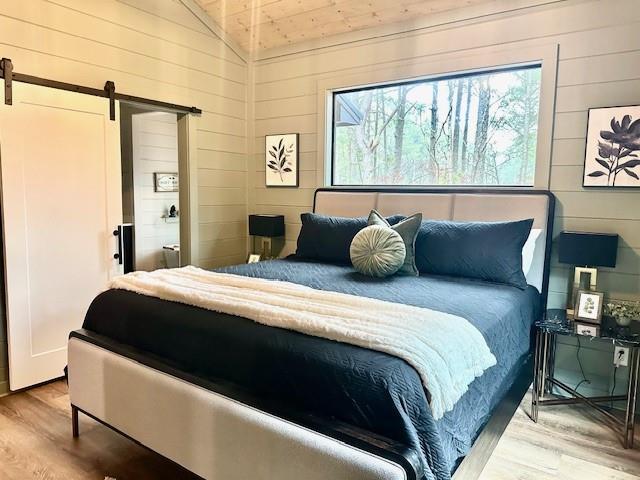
[313,188,555,304]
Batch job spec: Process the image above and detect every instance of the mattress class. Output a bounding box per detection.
[77,256,539,480]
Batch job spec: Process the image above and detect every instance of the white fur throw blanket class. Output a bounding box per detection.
[110,266,496,419]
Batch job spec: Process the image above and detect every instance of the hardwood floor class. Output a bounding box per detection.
[0,381,199,480]
[478,391,640,480]
[0,381,637,479]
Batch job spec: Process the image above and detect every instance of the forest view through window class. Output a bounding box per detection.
[331,65,541,186]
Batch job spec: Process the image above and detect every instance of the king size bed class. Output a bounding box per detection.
[67,188,555,480]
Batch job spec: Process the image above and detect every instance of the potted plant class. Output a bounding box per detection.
[605,300,640,327]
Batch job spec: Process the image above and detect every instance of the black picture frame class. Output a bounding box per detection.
[582,105,640,188]
[265,133,299,188]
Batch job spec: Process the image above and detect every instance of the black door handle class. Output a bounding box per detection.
[114,224,134,273]
[113,228,123,265]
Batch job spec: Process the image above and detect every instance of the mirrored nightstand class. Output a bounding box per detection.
[532,311,640,448]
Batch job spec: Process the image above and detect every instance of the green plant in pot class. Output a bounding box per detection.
[605,300,640,327]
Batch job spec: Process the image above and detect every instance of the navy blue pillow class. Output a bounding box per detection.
[296,213,405,264]
[414,219,534,289]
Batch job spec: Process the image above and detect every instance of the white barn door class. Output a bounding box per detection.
[0,82,122,390]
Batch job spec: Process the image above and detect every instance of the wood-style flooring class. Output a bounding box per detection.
[479,391,640,480]
[0,381,198,480]
[0,381,637,479]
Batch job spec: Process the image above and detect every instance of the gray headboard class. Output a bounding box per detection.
[313,188,555,306]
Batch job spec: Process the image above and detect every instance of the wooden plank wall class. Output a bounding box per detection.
[250,0,640,307]
[0,0,637,401]
[130,112,181,271]
[249,0,640,400]
[0,0,249,395]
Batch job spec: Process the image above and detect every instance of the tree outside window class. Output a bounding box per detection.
[332,65,541,186]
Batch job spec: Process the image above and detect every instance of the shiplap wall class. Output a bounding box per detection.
[250,0,640,307]
[0,0,248,395]
[131,112,180,271]
[249,0,640,401]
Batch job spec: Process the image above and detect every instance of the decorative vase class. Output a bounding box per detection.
[615,316,632,327]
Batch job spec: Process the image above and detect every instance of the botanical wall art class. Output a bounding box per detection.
[265,133,299,187]
[583,105,640,188]
[574,290,604,324]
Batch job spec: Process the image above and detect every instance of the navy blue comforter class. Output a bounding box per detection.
[81,257,538,480]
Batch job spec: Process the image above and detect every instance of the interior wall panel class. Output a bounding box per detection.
[248,0,640,401]
[0,0,248,395]
[250,0,640,303]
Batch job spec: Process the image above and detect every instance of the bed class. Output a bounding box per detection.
[67,188,555,480]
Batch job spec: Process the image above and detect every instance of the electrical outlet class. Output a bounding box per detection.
[614,347,629,367]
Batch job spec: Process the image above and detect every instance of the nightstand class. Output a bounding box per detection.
[532,311,640,448]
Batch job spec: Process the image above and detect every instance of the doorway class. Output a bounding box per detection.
[120,105,187,271]
[0,70,199,390]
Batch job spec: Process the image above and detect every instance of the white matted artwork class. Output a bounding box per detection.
[583,105,640,188]
[265,133,298,187]
[574,290,604,324]
[247,254,261,264]
[154,172,179,192]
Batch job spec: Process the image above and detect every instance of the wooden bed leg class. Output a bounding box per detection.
[71,405,79,438]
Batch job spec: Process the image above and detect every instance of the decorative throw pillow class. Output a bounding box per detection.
[368,210,422,276]
[414,218,534,289]
[296,212,405,264]
[350,225,406,278]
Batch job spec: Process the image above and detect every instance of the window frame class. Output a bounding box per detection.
[330,64,542,187]
[317,42,559,190]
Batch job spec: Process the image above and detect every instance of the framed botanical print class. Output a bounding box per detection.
[265,133,298,187]
[574,290,604,324]
[583,105,640,188]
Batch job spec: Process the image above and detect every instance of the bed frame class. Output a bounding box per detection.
[68,188,555,480]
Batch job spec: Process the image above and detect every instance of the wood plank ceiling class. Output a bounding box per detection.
[194,0,497,53]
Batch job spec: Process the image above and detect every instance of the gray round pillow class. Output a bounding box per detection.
[350,225,407,278]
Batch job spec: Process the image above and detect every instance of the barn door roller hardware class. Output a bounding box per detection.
[1,58,12,105]
[104,81,116,121]
[0,57,201,119]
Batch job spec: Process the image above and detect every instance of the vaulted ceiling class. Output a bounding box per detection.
[194,0,497,53]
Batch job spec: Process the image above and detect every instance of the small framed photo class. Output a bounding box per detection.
[574,290,604,324]
[265,133,298,187]
[574,322,600,337]
[154,172,179,192]
[583,105,640,188]
[247,254,261,264]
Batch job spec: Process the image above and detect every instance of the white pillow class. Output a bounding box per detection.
[522,229,542,276]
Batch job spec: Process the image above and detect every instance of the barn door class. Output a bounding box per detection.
[0,82,123,390]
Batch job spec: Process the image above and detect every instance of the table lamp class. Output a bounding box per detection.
[558,231,618,317]
[248,214,285,260]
